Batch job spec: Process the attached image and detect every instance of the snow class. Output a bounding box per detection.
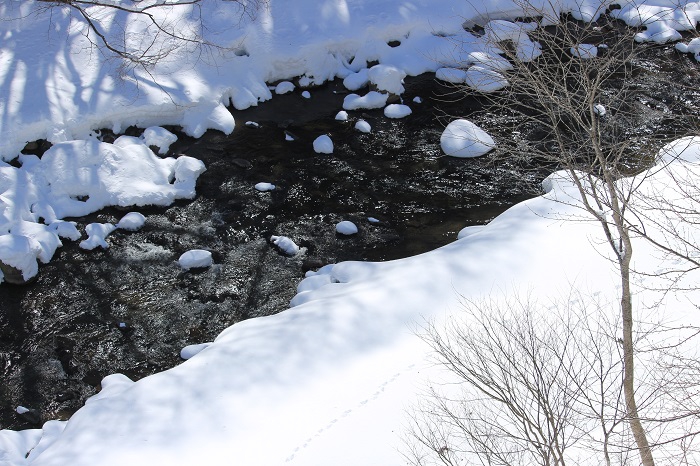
[180,343,212,360]
[116,212,147,231]
[355,119,372,133]
[313,135,334,154]
[367,64,406,95]
[275,81,296,95]
[301,91,311,99]
[440,119,495,158]
[335,111,349,121]
[3,0,700,464]
[15,407,29,415]
[412,96,422,104]
[484,20,542,61]
[464,66,509,92]
[343,69,370,91]
[254,182,276,192]
[384,104,412,119]
[594,104,607,116]
[141,127,178,155]
[178,250,213,270]
[270,235,300,256]
[571,43,598,59]
[342,92,389,111]
[335,221,359,235]
[79,223,116,250]
[436,67,468,83]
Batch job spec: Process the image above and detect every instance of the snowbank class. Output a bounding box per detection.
[0,134,206,283]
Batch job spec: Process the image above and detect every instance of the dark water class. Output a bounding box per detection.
[0,74,539,430]
[2,40,698,430]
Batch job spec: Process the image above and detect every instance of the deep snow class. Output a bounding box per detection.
[1,0,700,464]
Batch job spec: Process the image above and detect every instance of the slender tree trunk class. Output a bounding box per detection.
[619,231,655,466]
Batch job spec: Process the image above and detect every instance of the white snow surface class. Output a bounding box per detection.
[383,104,412,118]
[3,0,700,464]
[7,141,700,465]
[141,127,178,155]
[116,212,147,231]
[178,250,213,270]
[254,182,276,192]
[275,81,296,95]
[464,66,509,92]
[342,92,389,110]
[354,119,372,133]
[571,43,598,59]
[270,235,300,256]
[335,220,359,235]
[79,223,116,250]
[440,119,495,158]
[313,135,334,154]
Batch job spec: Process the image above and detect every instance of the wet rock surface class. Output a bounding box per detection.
[1,39,699,430]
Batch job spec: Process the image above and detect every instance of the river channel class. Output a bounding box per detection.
[1,40,698,430]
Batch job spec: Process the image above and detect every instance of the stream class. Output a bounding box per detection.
[1,40,698,430]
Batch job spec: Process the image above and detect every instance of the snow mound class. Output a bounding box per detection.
[141,127,177,155]
[436,68,467,83]
[485,20,542,62]
[336,221,359,235]
[343,69,370,91]
[275,81,295,95]
[465,51,513,72]
[384,104,412,118]
[255,182,276,192]
[368,64,406,95]
[80,223,116,250]
[0,234,42,283]
[355,120,372,133]
[313,135,334,154]
[178,250,213,270]
[335,111,349,121]
[343,92,389,111]
[464,66,508,92]
[116,212,147,231]
[440,119,495,158]
[270,235,300,256]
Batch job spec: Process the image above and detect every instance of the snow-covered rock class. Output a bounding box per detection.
[368,64,406,95]
[141,127,178,155]
[440,119,495,158]
[571,43,598,59]
[335,111,349,121]
[275,81,295,94]
[464,66,508,92]
[355,119,372,133]
[435,68,467,83]
[336,221,358,235]
[116,212,146,231]
[178,249,213,270]
[313,135,334,154]
[384,104,412,118]
[270,235,300,256]
[79,223,116,250]
[343,92,389,111]
[255,182,276,192]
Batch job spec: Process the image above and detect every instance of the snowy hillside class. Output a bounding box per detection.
[1,0,700,465]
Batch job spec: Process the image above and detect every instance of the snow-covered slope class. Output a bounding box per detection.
[2,0,700,465]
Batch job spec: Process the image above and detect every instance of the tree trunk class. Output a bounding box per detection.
[619,233,655,466]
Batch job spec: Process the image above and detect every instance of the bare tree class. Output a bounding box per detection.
[430,2,700,463]
[30,0,265,70]
[406,293,632,466]
[410,1,700,464]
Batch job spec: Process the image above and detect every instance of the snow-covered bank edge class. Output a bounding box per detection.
[3,137,700,465]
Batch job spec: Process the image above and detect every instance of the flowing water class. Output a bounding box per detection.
[1,42,698,430]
